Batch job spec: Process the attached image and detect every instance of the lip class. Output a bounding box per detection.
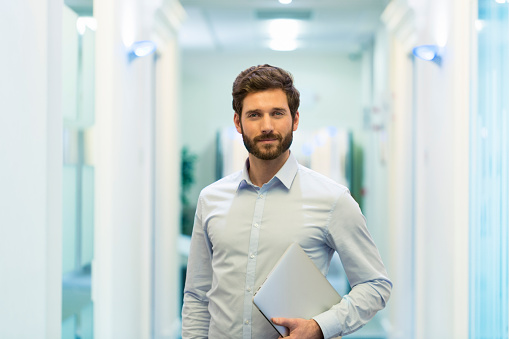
[258,139,277,143]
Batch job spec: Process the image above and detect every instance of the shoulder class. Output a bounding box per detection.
[198,170,243,201]
[296,164,350,196]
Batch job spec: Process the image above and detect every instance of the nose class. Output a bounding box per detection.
[260,114,273,134]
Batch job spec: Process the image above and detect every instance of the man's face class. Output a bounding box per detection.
[234,88,299,161]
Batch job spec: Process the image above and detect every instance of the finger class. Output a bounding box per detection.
[273,317,292,326]
[272,317,283,325]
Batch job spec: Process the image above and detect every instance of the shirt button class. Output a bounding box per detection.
[250,253,255,259]
[247,287,252,292]
[254,223,259,228]
[245,320,249,325]
[259,194,264,199]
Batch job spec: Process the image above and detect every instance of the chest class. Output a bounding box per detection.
[203,187,333,262]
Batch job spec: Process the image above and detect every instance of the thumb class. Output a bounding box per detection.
[272,317,292,327]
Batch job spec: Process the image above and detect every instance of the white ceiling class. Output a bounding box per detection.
[178,0,389,54]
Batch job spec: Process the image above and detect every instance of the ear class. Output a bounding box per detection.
[234,112,242,134]
[292,111,300,132]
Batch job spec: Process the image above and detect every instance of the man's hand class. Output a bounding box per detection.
[272,317,324,339]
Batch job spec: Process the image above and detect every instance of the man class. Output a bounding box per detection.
[182,64,392,339]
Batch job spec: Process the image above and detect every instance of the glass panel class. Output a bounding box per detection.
[470,1,509,338]
[62,315,76,339]
[81,30,95,126]
[81,165,94,266]
[63,164,77,274]
[81,302,94,339]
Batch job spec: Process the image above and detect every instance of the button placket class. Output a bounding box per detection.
[242,187,267,339]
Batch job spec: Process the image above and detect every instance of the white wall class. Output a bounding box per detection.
[181,51,364,204]
[0,0,62,338]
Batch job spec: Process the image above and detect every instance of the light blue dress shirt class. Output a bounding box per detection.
[182,153,392,339]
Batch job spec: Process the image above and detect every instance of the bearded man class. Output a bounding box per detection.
[181,64,392,339]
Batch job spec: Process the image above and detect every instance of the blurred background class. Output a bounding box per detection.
[1,0,508,338]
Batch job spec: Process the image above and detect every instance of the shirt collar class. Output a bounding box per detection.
[238,158,252,190]
[237,152,298,191]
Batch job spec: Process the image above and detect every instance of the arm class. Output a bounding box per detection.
[181,196,213,339]
[313,190,392,338]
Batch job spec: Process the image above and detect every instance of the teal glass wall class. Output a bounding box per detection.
[62,4,95,339]
[470,0,509,337]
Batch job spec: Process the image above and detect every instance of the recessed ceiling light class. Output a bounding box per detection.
[279,0,293,4]
[269,39,297,51]
[269,19,299,39]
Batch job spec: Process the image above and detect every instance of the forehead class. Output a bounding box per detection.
[242,88,289,113]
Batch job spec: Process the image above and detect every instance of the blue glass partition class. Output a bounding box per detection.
[470,1,509,337]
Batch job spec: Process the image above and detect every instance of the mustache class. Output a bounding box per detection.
[254,133,282,142]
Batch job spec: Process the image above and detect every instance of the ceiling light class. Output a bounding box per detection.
[279,0,293,4]
[268,19,299,51]
[269,39,297,51]
[269,19,299,39]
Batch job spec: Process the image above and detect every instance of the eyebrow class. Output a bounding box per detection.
[244,109,262,116]
[244,107,288,115]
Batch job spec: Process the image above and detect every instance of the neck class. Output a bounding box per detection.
[247,151,290,187]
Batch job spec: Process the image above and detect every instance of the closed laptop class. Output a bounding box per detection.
[252,243,342,337]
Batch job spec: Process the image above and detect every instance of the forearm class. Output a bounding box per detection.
[182,195,214,338]
[181,292,211,339]
[313,278,392,338]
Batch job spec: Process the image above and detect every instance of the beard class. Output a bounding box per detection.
[240,124,293,161]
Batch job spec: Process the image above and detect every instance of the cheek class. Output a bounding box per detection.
[240,121,256,134]
[283,121,295,133]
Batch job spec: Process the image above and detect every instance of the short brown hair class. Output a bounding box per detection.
[232,64,300,118]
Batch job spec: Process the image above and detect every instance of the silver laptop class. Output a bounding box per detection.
[252,243,342,337]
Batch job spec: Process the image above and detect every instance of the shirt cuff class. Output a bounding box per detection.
[312,309,342,339]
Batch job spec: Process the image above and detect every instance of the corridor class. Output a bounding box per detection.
[0,0,507,338]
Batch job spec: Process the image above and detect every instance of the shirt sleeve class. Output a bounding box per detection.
[181,195,213,338]
[312,190,392,338]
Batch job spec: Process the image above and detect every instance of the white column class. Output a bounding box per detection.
[93,0,117,336]
[94,0,153,337]
[0,0,62,338]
